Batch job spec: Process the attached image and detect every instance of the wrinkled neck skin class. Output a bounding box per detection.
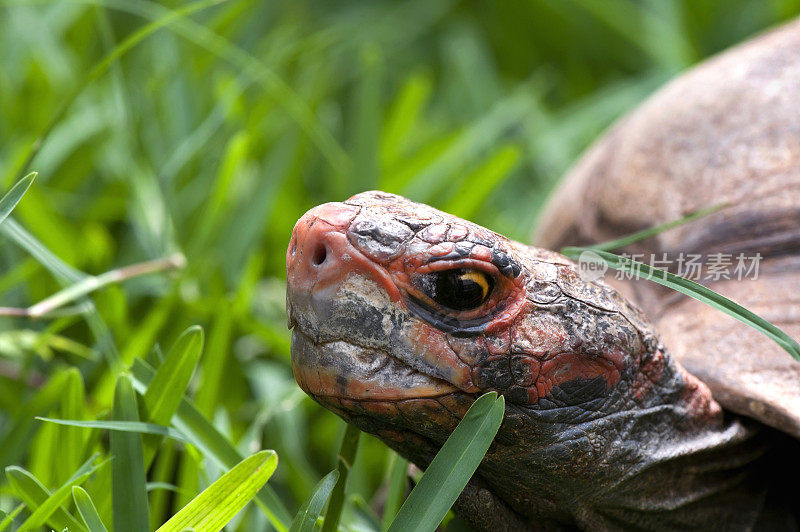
[286,193,771,531]
[457,342,766,531]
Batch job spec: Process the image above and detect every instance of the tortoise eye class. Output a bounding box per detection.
[424,269,494,311]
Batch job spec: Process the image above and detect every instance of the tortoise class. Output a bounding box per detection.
[285,19,800,531]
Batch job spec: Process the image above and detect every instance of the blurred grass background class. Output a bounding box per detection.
[1,0,799,529]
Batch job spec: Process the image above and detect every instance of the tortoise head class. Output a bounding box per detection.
[285,192,694,464]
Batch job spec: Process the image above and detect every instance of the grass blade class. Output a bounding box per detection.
[321,424,361,532]
[561,247,800,361]
[56,368,85,486]
[588,203,727,251]
[388,392,505,532]
[110,375,150,532]
[72,487,108,532]
[148,442,180,530]
[5,467,85,532]
[442,144,521,219]
[0,504,24,532]
[18,454,104,531]
[290,470,339,532]
[0,172,36,226]
[36,418,191,443]
[129,358,293,531]
[146,481,187,494]
[0,218,85,282]
[380,72,433,167]
[22,253,186,319]
[139,324,203,468]
[156,450,278,532]
[396,90,531,202]
[143,325,204,425]
[381,453,408,530]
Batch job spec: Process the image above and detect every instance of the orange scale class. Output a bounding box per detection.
[397,398,459,433]
[406,322,479,392]
[536,352,620,400]
[426,241,455,257]
[484,329,512,356]
[470,245,493,261]
[338,397,362,412]
[376,428,407,443]
[402,255,426,270]
[362,400,402,421]
[447,224,469,241]
[419,224,449,243]
[436,394,473,418]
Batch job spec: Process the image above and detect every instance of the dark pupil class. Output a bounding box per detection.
[432,269,491,311]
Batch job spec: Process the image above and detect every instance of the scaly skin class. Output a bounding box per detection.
[286,191,784,531]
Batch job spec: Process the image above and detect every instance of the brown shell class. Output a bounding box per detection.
[536,19,800,438]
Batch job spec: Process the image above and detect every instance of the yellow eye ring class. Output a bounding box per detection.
[420,268,495,311]
[458,270,490,301]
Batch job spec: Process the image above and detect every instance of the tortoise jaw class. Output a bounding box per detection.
[290,327,477,452]
[290,328,460,401]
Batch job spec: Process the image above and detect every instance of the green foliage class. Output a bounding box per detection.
[387,393,505,532]
[110,375,150,532]
[4,465,86,532]
[72,486,108,532]
[320,424,360,532]
[142,325,203,428]
[289,470,338,532]
[36,418,192,444]
[156,450,277,532]
[15,455,105,532]
[0,173,35,227]
[380,454,409,530]
[0,1,797,530]
[130,357,293,530]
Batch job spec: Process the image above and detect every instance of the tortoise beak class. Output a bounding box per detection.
[286,202,360,316]
[286,200,407,338]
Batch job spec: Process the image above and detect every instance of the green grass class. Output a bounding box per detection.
[1,1,799,530]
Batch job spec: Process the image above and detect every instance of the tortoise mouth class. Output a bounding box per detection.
[291,327,478,447]
[290,328,461,402]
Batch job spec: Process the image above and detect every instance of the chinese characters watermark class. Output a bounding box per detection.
[577,252,762,283]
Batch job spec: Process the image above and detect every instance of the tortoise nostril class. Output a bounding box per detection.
[312,244,328,266]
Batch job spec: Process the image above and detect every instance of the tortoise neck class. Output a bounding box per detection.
[477,348,771,529]
[631,344,725,427]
